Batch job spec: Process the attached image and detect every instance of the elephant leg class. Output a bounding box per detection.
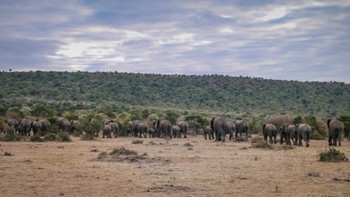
[333,136,337,146]
[263,133,267,142]
[280,133,284,144]
[274,134,277,144]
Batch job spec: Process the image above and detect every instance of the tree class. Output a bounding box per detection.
[165,110,180,124]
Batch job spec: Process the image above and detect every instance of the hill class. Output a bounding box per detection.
[0,71,349,119]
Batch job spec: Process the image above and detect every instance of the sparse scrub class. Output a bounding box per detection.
[1,127,22,142]
[58,132,71,142]
[109,147,137,156]
[318,148,348,162]
[44,133,59,141]
[184,142,193,147]
[132,139,144,144]
[30,135,45,142]
[4,151,14,156]
[251,139,273,149]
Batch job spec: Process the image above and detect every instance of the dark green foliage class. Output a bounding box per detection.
[79,116,103,140]
[318,148,348,162]
[1,127,22,141]
[31,105,55,117]
[30,135,45,142]
[311,131,323,140]
[1,72,349,118]
[65,113,79,121]
[165,110,180,124]
[339,115,350,138]
[293,116,303,124]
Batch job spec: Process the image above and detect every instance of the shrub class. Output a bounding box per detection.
[1,127,22,142]
[311,131,323,140]
[44,133,59,141]
[132,140,144,144]
[318,148,348,162]
[251,139,273,149]
[30,135,45,142]
[110,147,137,156]
[58,132,71,142]
[79,117,103,140]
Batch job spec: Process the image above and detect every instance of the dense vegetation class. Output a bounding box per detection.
[0,71,349,137]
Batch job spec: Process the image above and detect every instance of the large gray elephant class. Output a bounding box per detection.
[148,128,155,138]
[103,124,112,138]
[129,120,142,137]
[172,125,181,138]
[154,119,172,139]
[327,118,344,146]
[56,118,71,132]
[203,126,214,140]
[31,119,42,136]
[234,119,249,140]
[210,116,228,142]
[296,123,311,147]
[5,119,19,130]
[138,122,149,138]
[176,121,189,138]
[224,120,235,141]
[104,120,118,137]
[18,117,32,136]
[263,123,277,144]
[280,124,297,145]
[39,119,51,134]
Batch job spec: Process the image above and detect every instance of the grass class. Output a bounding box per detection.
[318,148,348,162]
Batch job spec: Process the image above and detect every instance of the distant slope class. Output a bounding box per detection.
[0,71,349,118]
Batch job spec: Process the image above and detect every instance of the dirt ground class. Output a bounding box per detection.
[0,135,349,197]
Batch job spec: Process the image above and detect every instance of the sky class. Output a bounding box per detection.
[0,0,349,82]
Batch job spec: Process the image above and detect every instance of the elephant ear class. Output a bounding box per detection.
[210,117,215,129]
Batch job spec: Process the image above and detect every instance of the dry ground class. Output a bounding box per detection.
[0,135,350,197]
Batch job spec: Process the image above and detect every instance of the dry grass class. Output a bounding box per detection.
[0,136,349,196]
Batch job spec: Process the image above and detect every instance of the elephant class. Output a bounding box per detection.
[5,119,19,131]
[154,119,172,139]
[103,124,112,138]
[104,120,118,137]
[129,120,142,137]
[18,117,32,136]
[280,124,297,145]
[69,120,80,135]
[210,116,230,142]
[148,128,155,138]
[138,122,149,138]
[203,126,214,140]
[31,119,42,136]
[39,119,51,134]
[224,120,235,141]
[172,125,181,138]
[176,121,189,138]
[234,119,249,140]
[263,123,277,144]
[296,123,311,147]
[327,118,344,146]
[56,118,71,132]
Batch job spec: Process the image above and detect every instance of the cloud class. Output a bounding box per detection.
[0,0,349,82]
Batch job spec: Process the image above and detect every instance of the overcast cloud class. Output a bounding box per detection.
[0,0,349,82]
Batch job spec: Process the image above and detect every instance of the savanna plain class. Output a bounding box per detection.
[1,136,349,197]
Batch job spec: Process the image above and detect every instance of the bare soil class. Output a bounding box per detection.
[1,136,350,197]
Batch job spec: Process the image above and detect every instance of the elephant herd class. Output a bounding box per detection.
[2,116,345,147]
[128,120,188,139]
[203,116,249,142]
[4,117,52,136]
[204,116,345,147]
[264,117,344,147]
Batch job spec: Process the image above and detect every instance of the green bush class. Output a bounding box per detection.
[30,135,45,142]
[44,133,59,141]
[58,132,71,142]
[318,148,348,162]
[1,127,22,142]
[311,131,323,140]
